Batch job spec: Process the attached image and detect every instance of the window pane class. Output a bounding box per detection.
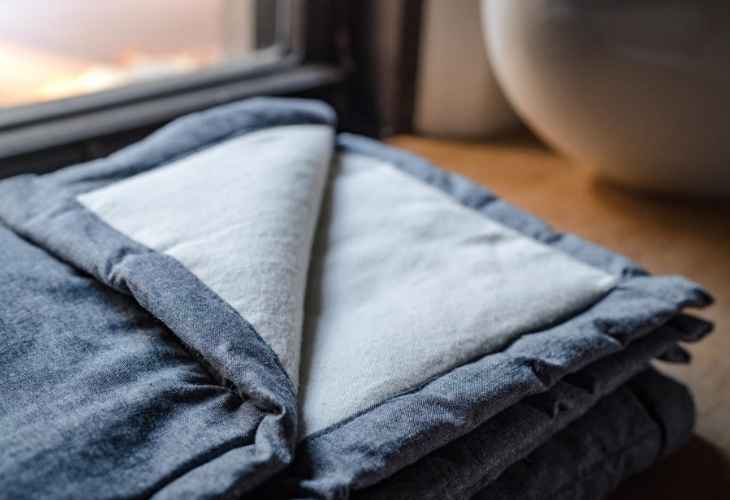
[0,0,289,108]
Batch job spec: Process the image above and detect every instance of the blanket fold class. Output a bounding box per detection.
[471,367,695,500]
[0,98,713,500]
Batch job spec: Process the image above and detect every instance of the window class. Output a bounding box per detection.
[0,0,293,108]
[0,0,356,177]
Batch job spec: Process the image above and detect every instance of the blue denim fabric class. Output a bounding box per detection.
[0,224,287,499]
[472,368,695,500]
[0,98,713,499]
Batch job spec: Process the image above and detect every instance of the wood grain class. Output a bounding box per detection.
[389,133,730,498]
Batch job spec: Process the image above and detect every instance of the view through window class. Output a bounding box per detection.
[0,0,290,108]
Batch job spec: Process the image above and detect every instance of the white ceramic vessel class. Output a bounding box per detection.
[483,0,730,196]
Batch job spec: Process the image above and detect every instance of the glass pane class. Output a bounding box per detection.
[0,0,289,108]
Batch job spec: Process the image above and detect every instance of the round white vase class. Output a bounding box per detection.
[483,0,730,196]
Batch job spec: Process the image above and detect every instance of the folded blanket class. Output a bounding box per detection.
[0,98,712,500]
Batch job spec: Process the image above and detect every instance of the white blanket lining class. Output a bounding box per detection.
[77,125,616,437]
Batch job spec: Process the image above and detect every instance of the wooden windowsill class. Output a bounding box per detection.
[389,133,730,499]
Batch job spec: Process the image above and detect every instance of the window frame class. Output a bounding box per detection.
[0,0,426,177]
[0,0,351,175]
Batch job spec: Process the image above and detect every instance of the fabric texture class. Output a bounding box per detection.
[298,151,614,436]
[78,124,336,384]
[0,97,713,500]
[471,368,695,500]
[0,222,285,499]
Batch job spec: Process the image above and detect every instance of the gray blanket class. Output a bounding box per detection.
[0,98,712,499]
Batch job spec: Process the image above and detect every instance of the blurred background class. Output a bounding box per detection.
[0,0,278,107]
[2,0,729,198]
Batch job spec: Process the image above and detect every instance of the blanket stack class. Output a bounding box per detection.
[0,99,713,499]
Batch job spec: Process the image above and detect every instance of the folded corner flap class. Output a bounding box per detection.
[77,122,337,389]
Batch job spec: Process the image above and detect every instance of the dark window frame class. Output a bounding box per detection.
[0,0,424,177]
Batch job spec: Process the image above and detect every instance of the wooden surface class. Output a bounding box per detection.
[389,134,730,499]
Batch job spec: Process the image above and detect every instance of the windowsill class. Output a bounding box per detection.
[0,64,345,160]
